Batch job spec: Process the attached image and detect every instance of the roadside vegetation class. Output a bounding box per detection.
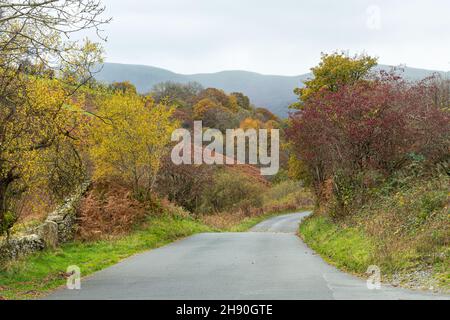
[300,216,374,273]
[289,52,449,292]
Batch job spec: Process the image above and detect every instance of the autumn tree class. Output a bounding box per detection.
[0,76,87,236]
[89,92,178,198]
[231,92,251,110]
[240,118,263,130]
[255,108,279,123]
[152,81,203,107]
[425,75,450,110]
[227,94,240,113]
[193,98,220,118]
[291,52,377,109]
[287,52,378,188]
[0,0,109,73]
[0,0,109,236]
[193,98,238,131]
[110,81,138,95]
[61,39,104,87]
[196,88,239,112]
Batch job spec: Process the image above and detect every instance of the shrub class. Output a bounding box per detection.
[263,180,313,212]
[199,170,265,214]
[77,180,148,240]
[263,180,302,202]
[156,158,215,213]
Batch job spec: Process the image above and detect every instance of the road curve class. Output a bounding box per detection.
[45,212,449,300]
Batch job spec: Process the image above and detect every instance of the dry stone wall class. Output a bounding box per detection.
[0,182,90,262]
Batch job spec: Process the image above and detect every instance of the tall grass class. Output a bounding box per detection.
[300,174,449,292]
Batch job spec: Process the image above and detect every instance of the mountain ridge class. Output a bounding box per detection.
[95,62,448,117]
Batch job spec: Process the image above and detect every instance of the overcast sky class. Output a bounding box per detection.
[89,0,450,75]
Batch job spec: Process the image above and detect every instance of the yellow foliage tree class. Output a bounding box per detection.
[292,52,377,109]
[193,98,220,119]
[227,95,240,113]
[0,73,86,236]
[89,92,178,197]
[0,0,108,236]
[240,117,263,130]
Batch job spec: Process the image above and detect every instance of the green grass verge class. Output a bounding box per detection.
[299,215,375,274]
[0,216,213,300]
[299,214,450,292]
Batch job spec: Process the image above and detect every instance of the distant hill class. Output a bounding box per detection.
[95,63,448,117]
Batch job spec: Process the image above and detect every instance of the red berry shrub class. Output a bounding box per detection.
[287,74,449,216]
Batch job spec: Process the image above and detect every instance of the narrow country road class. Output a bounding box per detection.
[46,212,449,300]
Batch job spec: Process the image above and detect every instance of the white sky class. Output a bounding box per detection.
[87,0,450,75]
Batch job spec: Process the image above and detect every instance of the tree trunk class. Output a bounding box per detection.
[0,169,19,236]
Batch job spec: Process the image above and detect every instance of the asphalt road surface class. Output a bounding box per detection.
[46,212,449,300]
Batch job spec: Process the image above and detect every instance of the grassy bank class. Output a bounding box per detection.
[300,216,374,273]
[299,175,449,293]
[0,207,308,300]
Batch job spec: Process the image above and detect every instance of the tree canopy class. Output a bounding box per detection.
[291,52,378,109]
